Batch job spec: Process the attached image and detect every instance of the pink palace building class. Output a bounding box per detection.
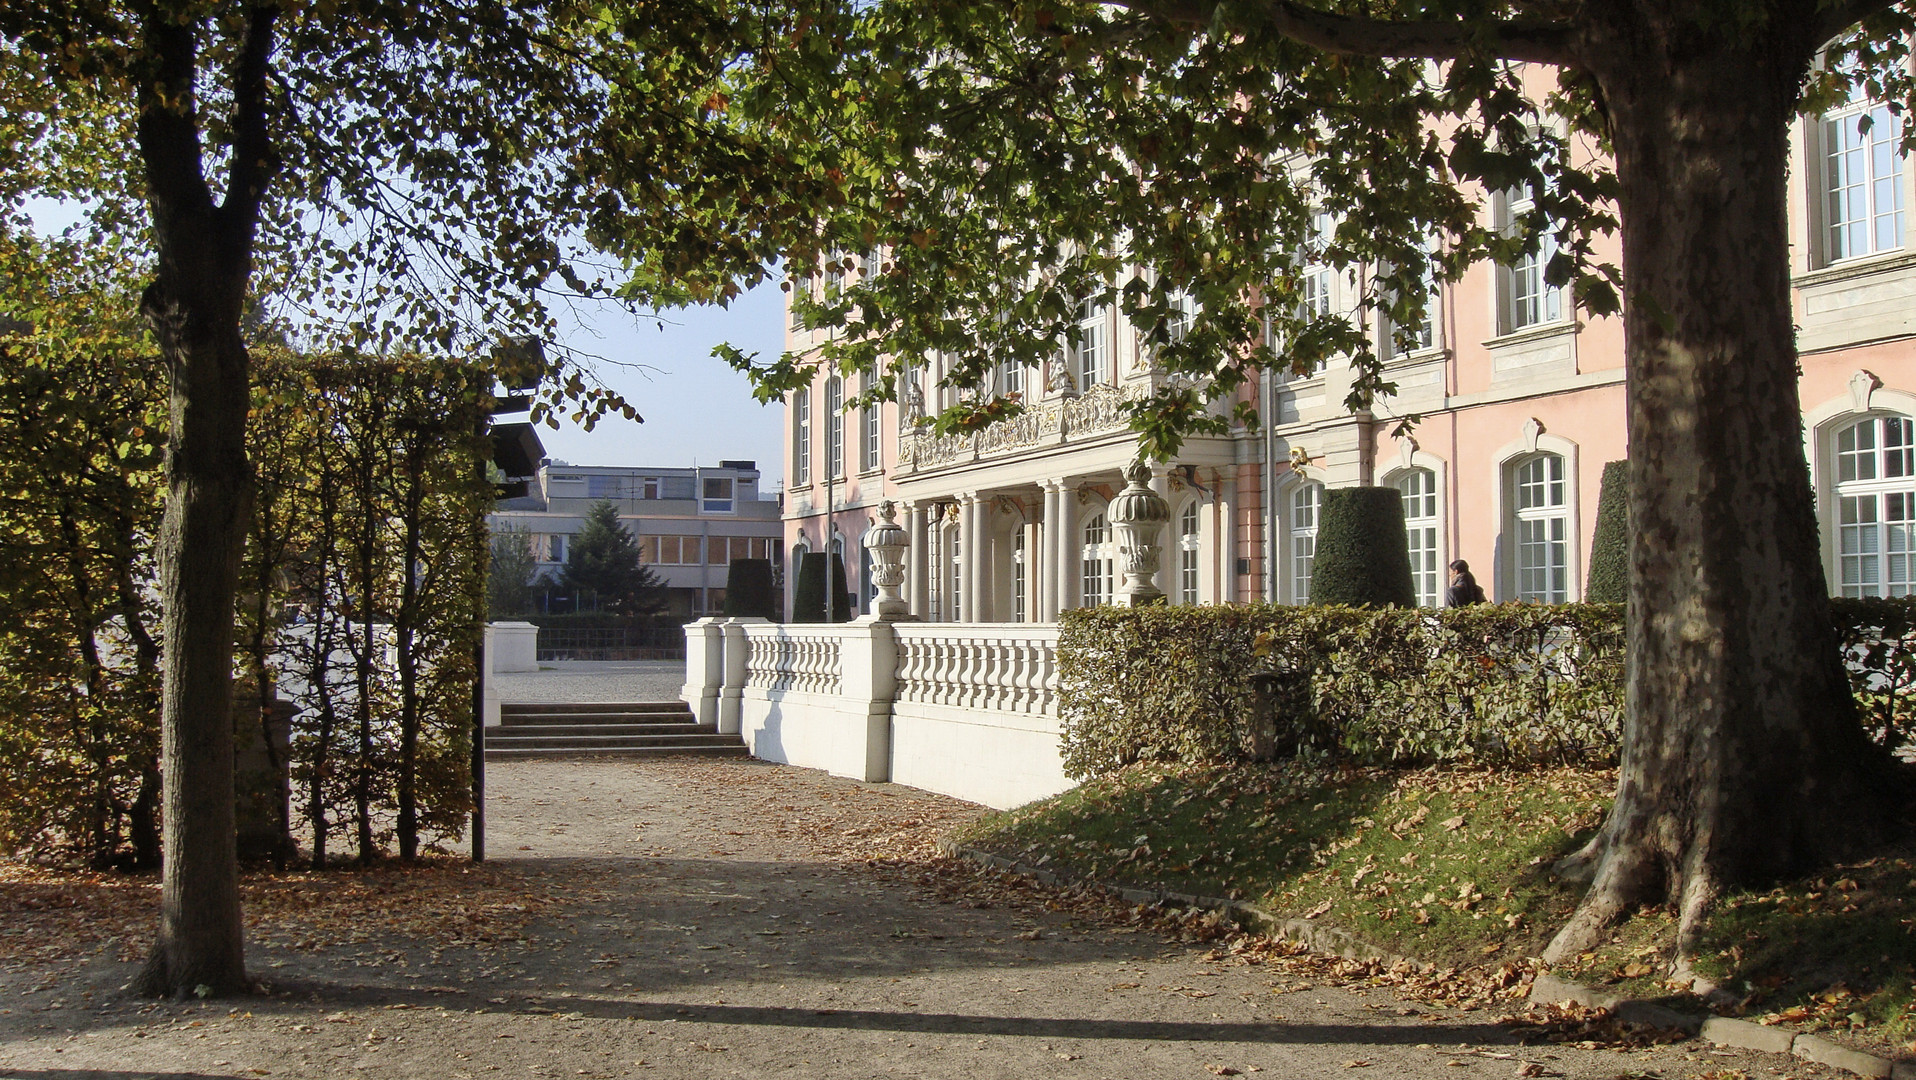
[781,88,1916,621]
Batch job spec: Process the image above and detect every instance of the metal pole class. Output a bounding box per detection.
[471,632,485,862]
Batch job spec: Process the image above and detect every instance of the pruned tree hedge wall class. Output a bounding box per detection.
[1058,600,1916,780]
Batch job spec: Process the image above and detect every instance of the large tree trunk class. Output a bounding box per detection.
[128,2,277,1000]
[1547,6,1908,961]
[133,281,255,997]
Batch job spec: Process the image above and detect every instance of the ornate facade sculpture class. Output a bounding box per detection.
[861,500,912,619]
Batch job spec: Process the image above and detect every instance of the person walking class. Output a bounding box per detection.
[1445,559,1486,607]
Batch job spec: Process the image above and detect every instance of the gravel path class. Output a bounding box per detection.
[0,758,1841,1080]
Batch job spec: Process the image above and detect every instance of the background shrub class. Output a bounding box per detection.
[1308,487,1416,608]
[723,558,778,618]
[1586,460,1630,603]
[1059,599,1910,780]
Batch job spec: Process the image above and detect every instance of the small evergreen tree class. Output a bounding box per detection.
[560,500,665,619]
[487,527,538,619]
[1586,460,1630,604]
[723,558,778,619]
[1308,487,1417,608]
[790,552,854,623]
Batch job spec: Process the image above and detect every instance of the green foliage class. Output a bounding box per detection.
[1308,487,1416,608]
[1585,460,1630,604]
[559,501,664,620]
[1057,603,1620,780]
[0,228,165,867]
[1059,600,1916,781]
[723,558,778,619]
[487,527,539,620]
[244,354,494,866]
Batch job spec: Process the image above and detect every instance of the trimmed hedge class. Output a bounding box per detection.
[1585,460,1630,604]
[723,558,777,619]
[1058,598,1916,780]
[791,552,854,623]
[1309,487,1417,608]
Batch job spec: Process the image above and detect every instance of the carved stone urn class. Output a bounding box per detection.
[861,499,913,619]
[1107,461,1171,606]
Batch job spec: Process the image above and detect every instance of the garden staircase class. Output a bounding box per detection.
[484,702,748,760]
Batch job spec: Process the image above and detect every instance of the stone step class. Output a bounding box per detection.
[485,730,737,750]
[490,721,702,738]
[483,743,750,760]
[499,701,687,716]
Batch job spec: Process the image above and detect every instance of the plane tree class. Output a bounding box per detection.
[0,0,828,998]
[676,0,1916,965]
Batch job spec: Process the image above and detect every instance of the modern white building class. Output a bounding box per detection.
[491,459,784,620]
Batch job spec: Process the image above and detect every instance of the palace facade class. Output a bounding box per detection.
[782,91,1916,620]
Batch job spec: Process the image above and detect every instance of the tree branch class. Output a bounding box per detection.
[132,0,214,225]
[1115,0,1581,67]
[1809,0,1904,54]
[222,3,281,233]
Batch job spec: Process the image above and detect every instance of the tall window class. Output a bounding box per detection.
[1387,237,1441,358]
[1825,100,1905,262]
[1081,512,1114,607]
[1395,469,1441,607]
[948,525,962,621]
[1178,501,1201,605]
[1011,529,1027,622]
[1513,454,1570,602]
[861,374,881,472]
[824,376,844,479]
[823,250,846,297]
[1165,289,1196,344]
[1290,483,1321,602]
[1836,415,1916,597]
[1076,296,1108,389]
[1499,186,1563,333]
[793,391,811,485]
[1000,358,1024,399]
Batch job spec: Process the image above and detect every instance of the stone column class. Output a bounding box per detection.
[718,617,769,736]
[1038,482,1059,620]
[1149,465,1174,597]
[681,616,725,727]
[1218,473,1238,605]
[1055,480,1080,612]
[968,493,992,623]
[905,501,930,620]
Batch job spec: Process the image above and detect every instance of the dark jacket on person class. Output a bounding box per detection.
[1445,572,1486,607]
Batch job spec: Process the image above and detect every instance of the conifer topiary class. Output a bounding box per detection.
[1586,459,1630,603]
[723,558,777,619]
[790,552,855,623]
[1308,486,1417,608]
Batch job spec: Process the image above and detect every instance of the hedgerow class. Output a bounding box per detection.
[1059,600,1915,779]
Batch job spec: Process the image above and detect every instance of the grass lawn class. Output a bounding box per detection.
[954,761,1916,1057]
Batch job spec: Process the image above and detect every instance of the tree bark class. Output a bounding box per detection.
[131,2,278,998]
[1547,3,1909,961]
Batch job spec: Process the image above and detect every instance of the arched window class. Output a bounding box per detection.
[1081,512,1114,607]
[1289,482,1322,603]
[1512,454,1570,602]
[1177,500,1201,605]
[1835,414,1916,597]
[946,522,963,621]
[1394,468,1441,607]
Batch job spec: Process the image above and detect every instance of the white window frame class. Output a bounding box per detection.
[1821,97,1906,264]
[1011,527,1028,622]
[1177,499,1201,605]
[792,391,811,486]
[824,376,845,479]
[1497,185,1564,335]
[1288,481,1322,604]
[1080,511,1114,608]
[701,476,735,514]
[1392,467,1442,607]
[1833,413,1916,597]
[861,374,881,472]
[1075,296,1109,390]
[1511,453,1571,603]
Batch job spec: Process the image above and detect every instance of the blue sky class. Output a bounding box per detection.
[538,281,789,481]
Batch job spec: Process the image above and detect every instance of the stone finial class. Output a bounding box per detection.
[1108,462,1172,607]
[861,499,912,619]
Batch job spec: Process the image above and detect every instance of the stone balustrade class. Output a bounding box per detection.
[682,616,1071,809]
